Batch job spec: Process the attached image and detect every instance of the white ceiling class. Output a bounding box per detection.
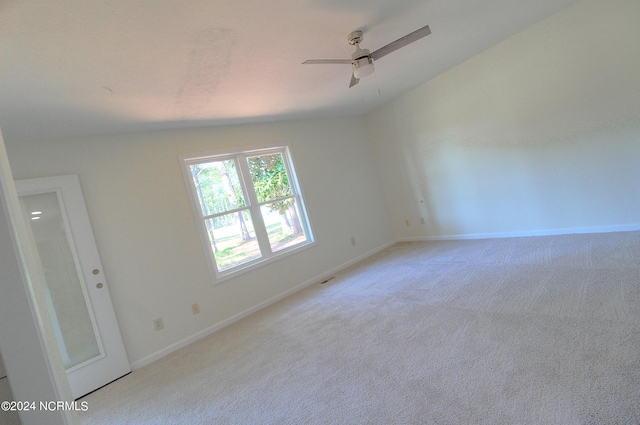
[0,0,579,143]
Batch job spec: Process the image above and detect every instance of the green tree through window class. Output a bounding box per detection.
[183,146,313,281]
[247,154,303,237]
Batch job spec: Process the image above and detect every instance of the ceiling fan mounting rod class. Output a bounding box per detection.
[347,30,364,45]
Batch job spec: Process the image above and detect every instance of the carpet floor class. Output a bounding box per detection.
[80,231,640,424]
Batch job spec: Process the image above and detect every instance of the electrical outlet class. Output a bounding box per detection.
[191,303,200,315]
[153,318,164,331]
[350,237,356,246]
[420,217,426,225]
[405,219,410,226]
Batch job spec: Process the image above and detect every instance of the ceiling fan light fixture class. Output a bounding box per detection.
[303,25,430,88]
[353,58,374,79]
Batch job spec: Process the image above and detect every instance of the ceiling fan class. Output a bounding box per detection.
[302,24,431,88]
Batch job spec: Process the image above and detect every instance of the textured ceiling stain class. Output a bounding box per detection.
[0,0,583,142]
[174,28,237,118]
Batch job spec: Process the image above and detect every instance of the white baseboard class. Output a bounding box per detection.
[130,223,640,370]
[130,240,396,371]
[397,223,640,242]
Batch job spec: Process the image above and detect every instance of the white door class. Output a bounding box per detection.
[15,174,130,399]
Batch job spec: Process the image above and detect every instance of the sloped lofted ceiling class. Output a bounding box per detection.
[0,0,579,143]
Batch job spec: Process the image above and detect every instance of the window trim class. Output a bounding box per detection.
[180,144,315,284]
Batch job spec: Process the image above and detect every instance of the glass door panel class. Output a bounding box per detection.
[19,192,102,370]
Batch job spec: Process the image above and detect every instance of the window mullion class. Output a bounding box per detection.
[258,195,295,206]
[202,205,248,220]
[237,155,272,256]
[181,145,314,283]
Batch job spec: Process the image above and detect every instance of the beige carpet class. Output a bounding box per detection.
[80,231,640,424]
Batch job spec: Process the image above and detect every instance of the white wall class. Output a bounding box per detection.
[5,0,639,382]
[366,0,640,239]
[6,116,393,367]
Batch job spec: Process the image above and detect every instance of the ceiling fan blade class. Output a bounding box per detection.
[302,59,353,65]
[370,25,431,61]
[349,72,359,88]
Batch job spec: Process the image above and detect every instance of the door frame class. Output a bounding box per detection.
[0,131,76,424]
[16,174,131,399]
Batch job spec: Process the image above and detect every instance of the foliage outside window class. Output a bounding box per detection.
[182,146,314,281]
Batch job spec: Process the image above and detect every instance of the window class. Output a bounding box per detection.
[181,145,314,282]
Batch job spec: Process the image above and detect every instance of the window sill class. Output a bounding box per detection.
[212,240,317,284]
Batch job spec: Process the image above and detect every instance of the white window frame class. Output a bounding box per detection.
[180,144,315,283]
